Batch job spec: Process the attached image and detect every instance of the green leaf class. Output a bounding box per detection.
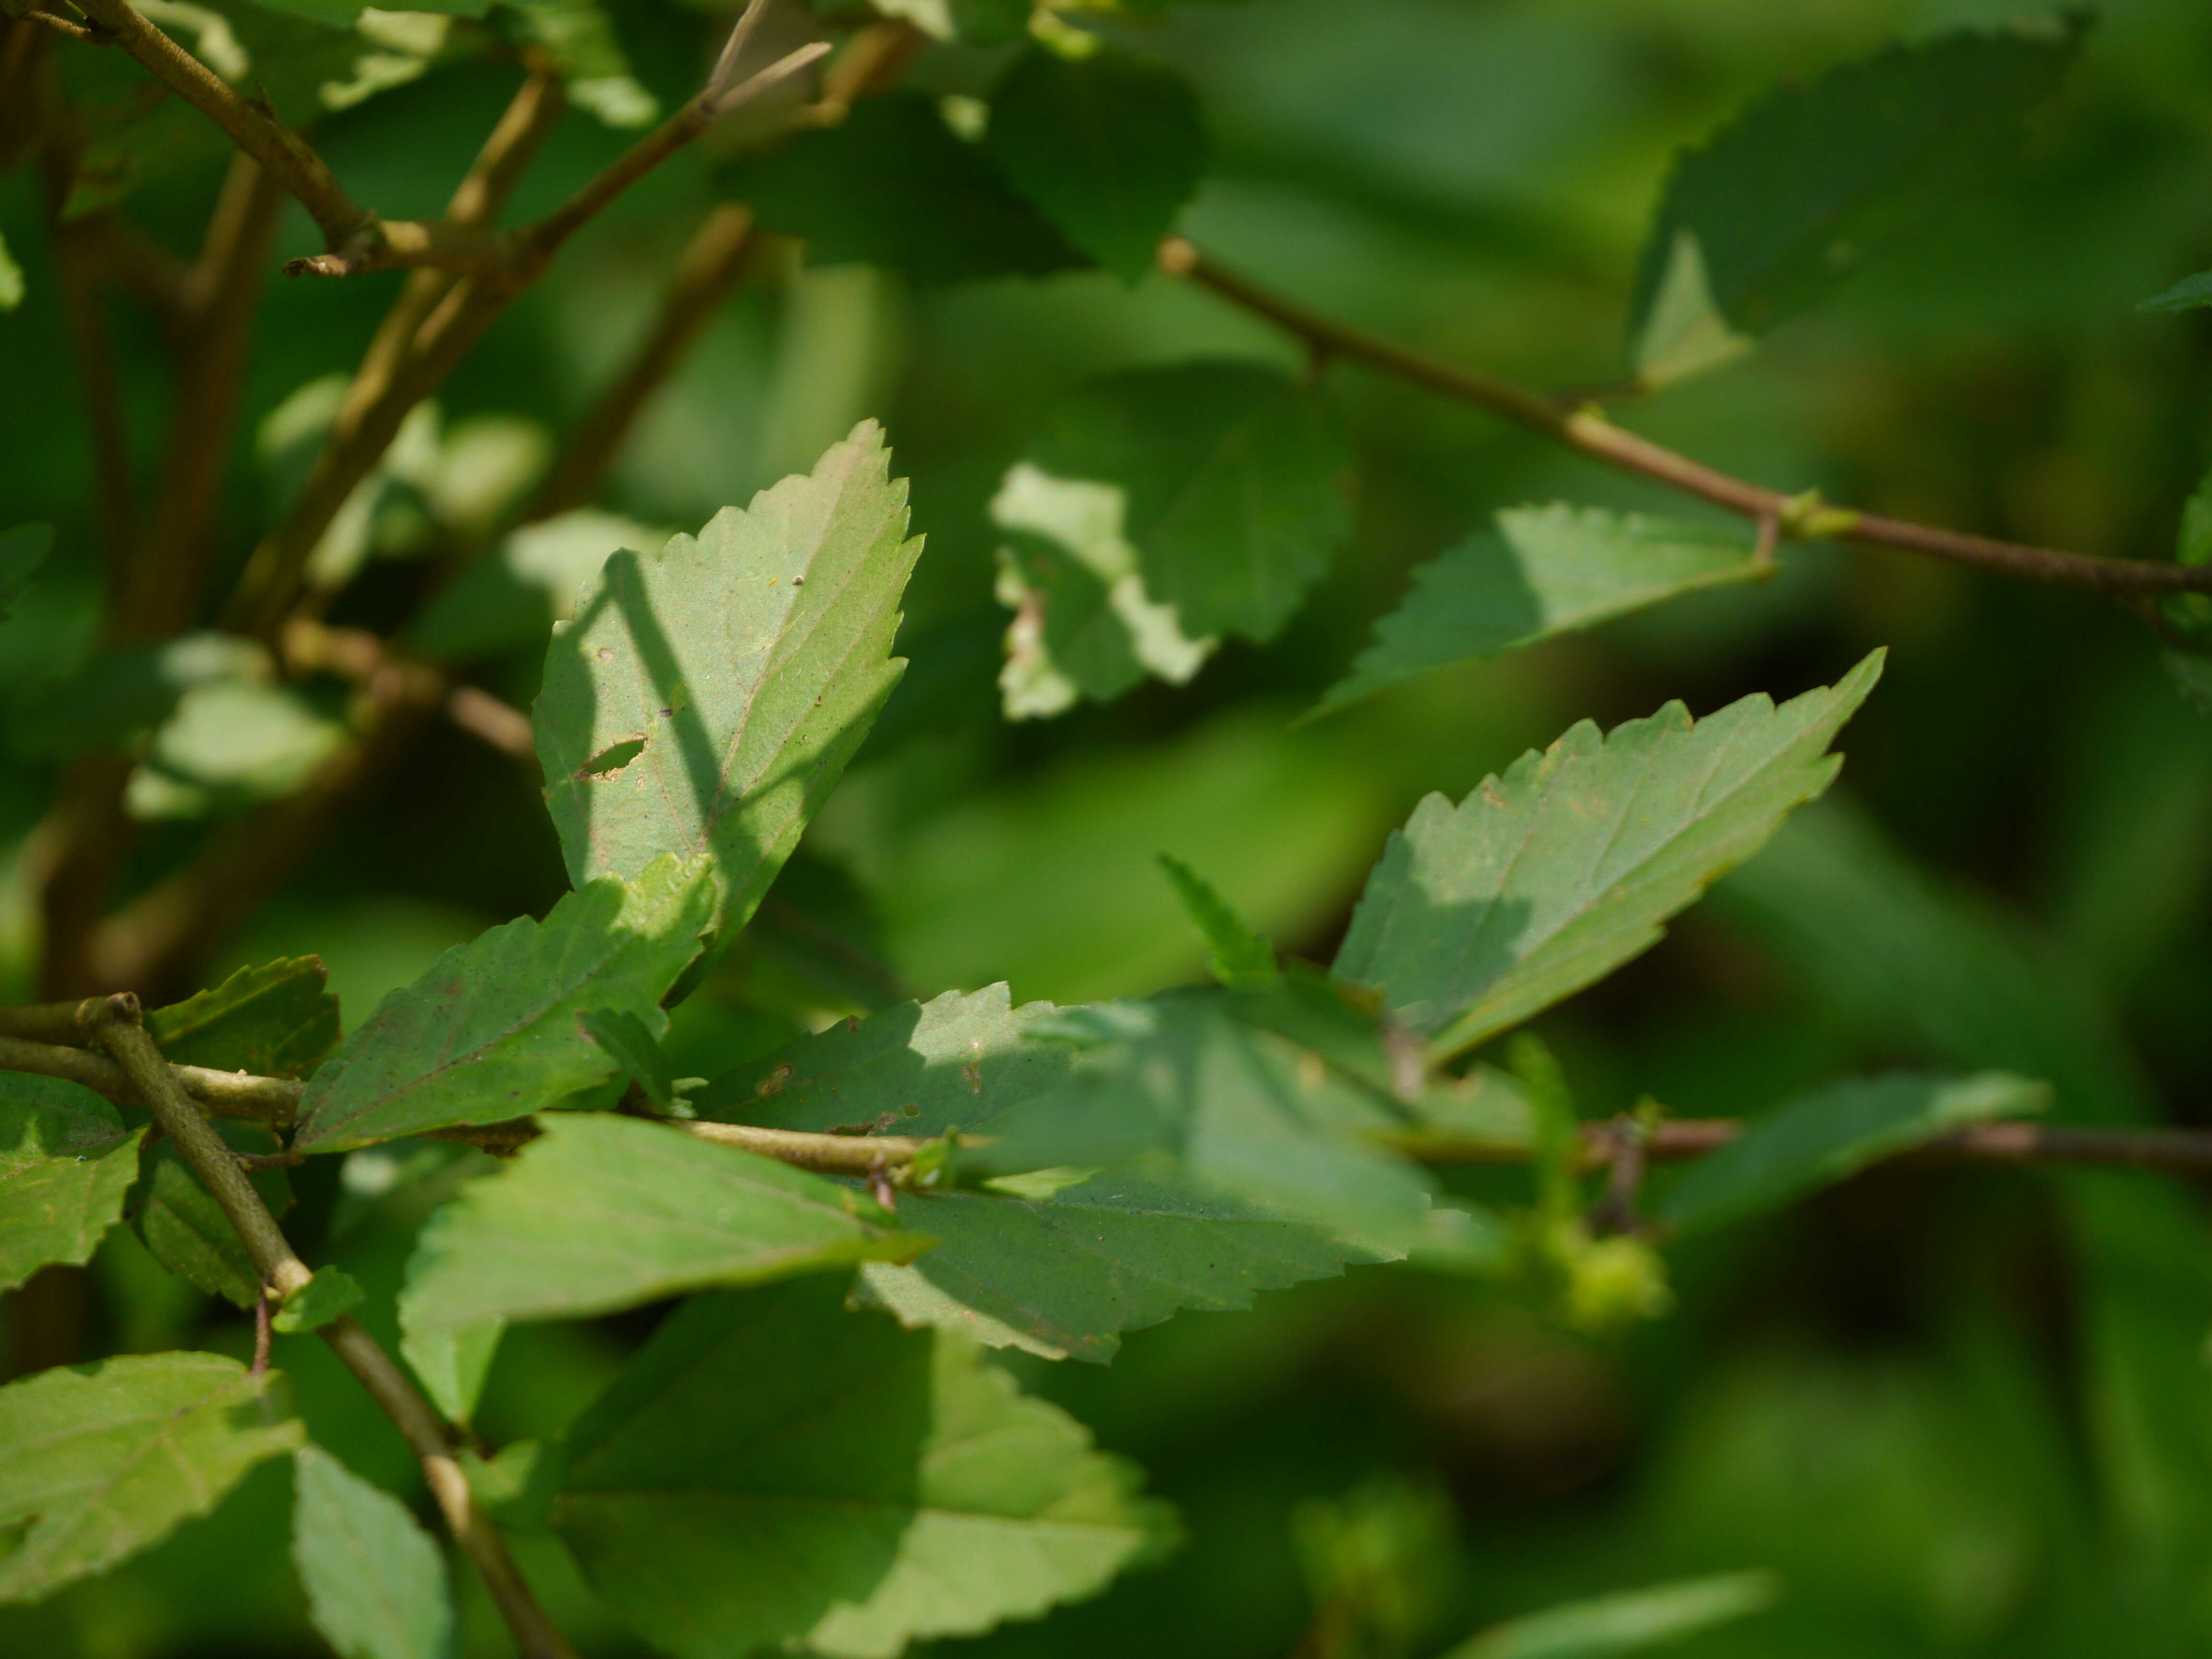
[728,95,1085,286]
[534,425,923,945]
[290,1445,455,1659]
[579,1007,673,1108]
[1319,506,1767,713]
[273,1267,366,1334]
[10,632,269,761]
[950,0,1031,44]
[398,1113,923,1332]
[1011,362,1353,646]
[984,45,1206,281]
[400,1319,503,1428]
[0,230,22,311]
[1158,853,1278,986]
[2139,271,2212,314]
[494,0,658,129]
[133,1132,294,1309]
[0,1074,145,1294]
[1658,1072,2049,1236]
[1629,22,2080,385]
[554,1277,1178,1658]
[0,1352,303,1604]
[408,508,667,662]
[856,1172,1389,1362]
[147,956,340,1079]
[291,855,716,1152]
[0,522,51,621]
[127,679,347,820]
[1334,651,1883,1058]
[1441,1571,1779,1659]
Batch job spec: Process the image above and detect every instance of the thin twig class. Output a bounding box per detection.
[0,1030,302,1120]
[284,618,537,763]
[1158,238,2212,598]
[527,203,760,520]
[89,996,580,1659]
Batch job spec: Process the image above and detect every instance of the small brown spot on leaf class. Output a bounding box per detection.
[755,1062,794,1097]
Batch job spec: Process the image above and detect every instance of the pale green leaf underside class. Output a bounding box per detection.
[1443,1570,1779,1659]
[292,854,715,1152]
[399,1112,919,1332]
[858,1171,1389,1362]
[1658,1070,2048,1236]
[1630,22,2079,382]
[1334,651,1883,1058]
[291,1446,455,1659]
[0,1075,145,1295]
[555,1278,1178,1659]
[0,1352,303,1604]
[535,421,922,941]
[1321,505,1765,712]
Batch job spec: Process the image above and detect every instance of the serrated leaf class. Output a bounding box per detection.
[273,1266,366,1334]
[535,425,923,945]
[856,1171,1388,1362]
[1012,361,1353,647]
[0,1074,145,1294]
[1658,1072,2048,1236]
[1335,652,1883,1058]
[291,1445,455,1659]
[0,523,51,621]
[1320,506,1766,712]
[148,956,340,1078]
[399,1113,922,1332]
[984,45,1205,281]
[1159,853,1277,986]
[0,1352,303,1604]
[1629,22,2080,385]
[554,1277,1178,1658]
[291,855,716,1153]
[133,1131,293,1309]
[1442,1571,1779,1659]
[728,95,1085,286]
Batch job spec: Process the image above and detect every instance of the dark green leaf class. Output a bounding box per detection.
[579,1007,674,1108]
[950,0,1031,44]
[0,1074,144,1294]
[1630,22,2080,384]
[494,0,657,128]
[0,1352,303,1603]
[10,632,267,761]
[291,855,716,1153]
[0,523,51,622]
[1658,1072,2049,1236]
[1320,506,1766,712]
[1334,653,1882,1059]
[408,509,664,662]
[398,1112,923,1331]
[534,425,923,945]
[1159,853,1277,986]
[133,1131,293,1310]
[1442,1571,1779,1659]
[273,1267,366,1334]
[985,45,1206,281]
[728,95,1085,286]
[148,956,340,1079]
[554,1278,1178,1657]
[291,1446,455,1659]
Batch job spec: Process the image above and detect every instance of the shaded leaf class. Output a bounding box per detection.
[554,1277,1178,1658]
[579,1007,673,1108]
[1442,1571,1779,1659]
[0,1074,145,1294]
[2139,271,2212,314]
[1659,1072,2049,1236]
[1159,853,1277,986]
[1321,506,1765,713]
[147,956,340,1079]
[273,1267,365,1334]
[0,522,51,621]
[398,1112,922,1331]
[494,0,657,129]
[10,632,269,761]
[0,1352,303,1604]
[408,509,667,662]
[985,45,1205,280]
[1630,22,2080,385]
[534,425,922,944]
[729,95,1085,286]
[1334,652,1882,1059]
[400,1319,503,1428]
[291,854,716,1153]
[133,1131,293,1310]
[291,1445,455,1659]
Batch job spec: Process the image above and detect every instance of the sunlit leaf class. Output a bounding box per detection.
[147,956,340,1079]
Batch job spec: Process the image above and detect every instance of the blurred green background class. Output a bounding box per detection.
[8,0,2212,1654]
